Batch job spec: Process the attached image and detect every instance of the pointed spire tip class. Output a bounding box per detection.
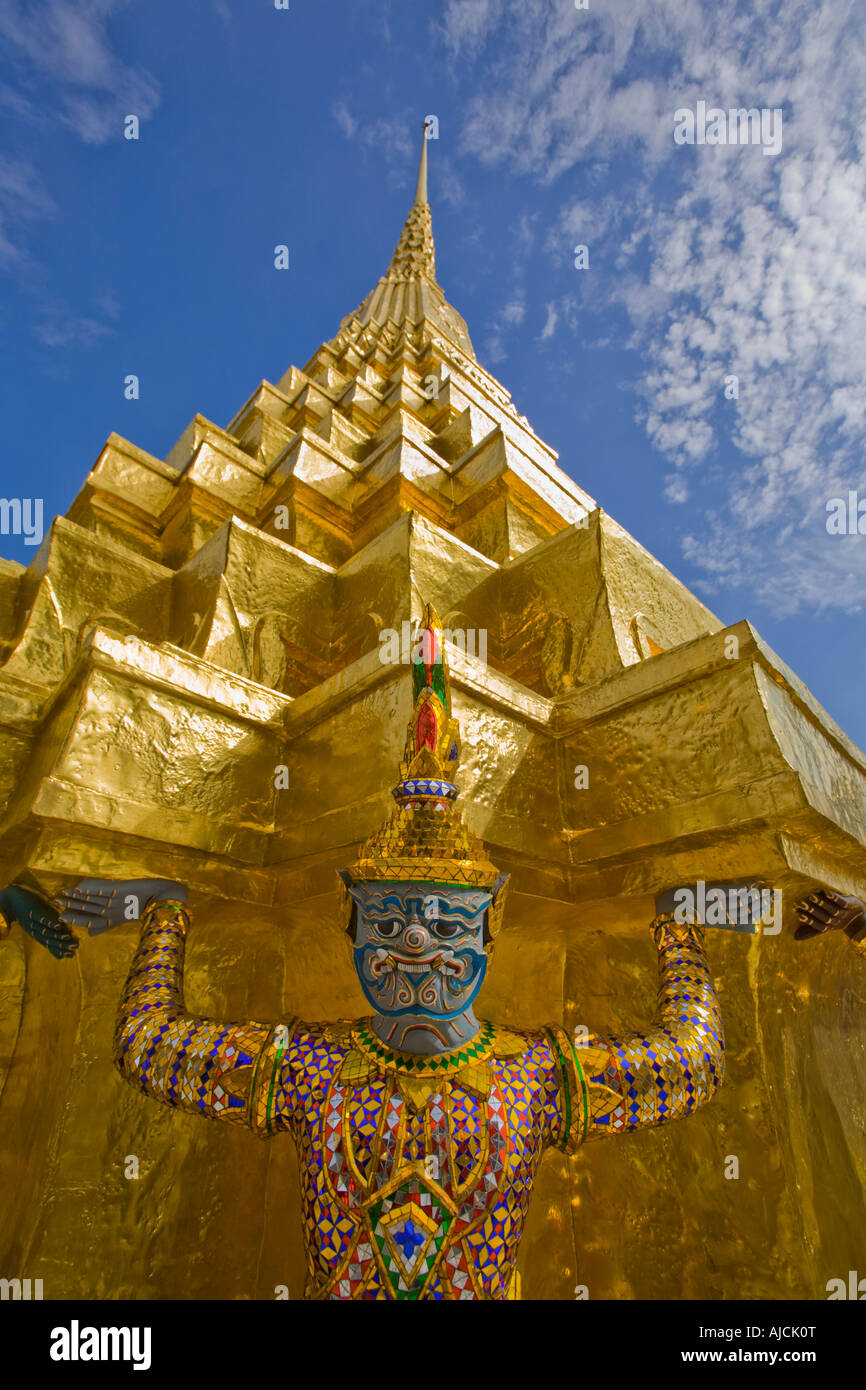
[414,120,429,206]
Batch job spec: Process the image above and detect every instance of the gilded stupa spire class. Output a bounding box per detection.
[343,118,476,357]
[414,121,429,204]
[385,121,437,284]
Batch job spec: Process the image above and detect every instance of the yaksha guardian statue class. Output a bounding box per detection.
[2,604,864,1300]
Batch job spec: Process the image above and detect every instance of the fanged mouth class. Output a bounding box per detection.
[383,954,443,974]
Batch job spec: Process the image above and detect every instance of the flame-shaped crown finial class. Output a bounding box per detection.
[345,602,501,897]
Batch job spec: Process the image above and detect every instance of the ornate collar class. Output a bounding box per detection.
[353,1019,496,1074]
[341,1020,524,1110]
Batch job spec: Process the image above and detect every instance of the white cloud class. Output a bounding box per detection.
[0,4,147,343]
[440,0,505,58]
[484,331,506,363]
[0,0,160,144]
[540,302,558,339]
[29,276,122,350]
[441,0,866,615]
[0,157,55,266]
[501,299,525,326]
[332,100,357,140]
[330,105,418,191]
[546,195,618,262]
[33,309,112,349]
[664,472,690,504]
[432,152,468,210]
[482,293,527,363]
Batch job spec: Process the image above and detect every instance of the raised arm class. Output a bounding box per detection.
[57,880,294,1137]
[550,898,725,1151]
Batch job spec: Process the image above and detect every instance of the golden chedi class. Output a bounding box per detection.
[0,127,865,1300]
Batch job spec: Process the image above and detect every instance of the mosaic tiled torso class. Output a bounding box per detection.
[114,903,725,1300]
[264,1018,566,1299]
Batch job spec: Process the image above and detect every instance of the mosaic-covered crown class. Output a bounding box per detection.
[347,603,502,899]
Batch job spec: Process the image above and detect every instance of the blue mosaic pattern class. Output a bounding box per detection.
[114,904,272,1124]
[567,915,725,1145]
[258,1019,564,1299]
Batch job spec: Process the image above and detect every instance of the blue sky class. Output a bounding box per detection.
[1,0,864,748]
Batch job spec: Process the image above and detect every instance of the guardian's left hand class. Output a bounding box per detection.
[56,879,188,934]
[795,890,866,942]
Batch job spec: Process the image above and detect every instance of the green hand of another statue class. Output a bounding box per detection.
[0,876,187,959]
[0,881,79,959]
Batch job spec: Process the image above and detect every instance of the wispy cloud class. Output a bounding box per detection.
[540,302,558,340]
[0,157,56,266]
[0,78,38,121]
[432,151,468,210]
[0,2,152,346]
[501,299,525,326]
[32,283,121,349]
[330,103,418,190]
[33,308,112,349]
[332,99,357,141]
[440,0,505,60]
[545,194,619,266]
[441,0,866,615]
[0,0,160,144]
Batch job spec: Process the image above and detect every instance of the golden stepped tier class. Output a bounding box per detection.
[1,130,865,1303]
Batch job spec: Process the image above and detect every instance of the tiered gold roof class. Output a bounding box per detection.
[1,115,865,1304]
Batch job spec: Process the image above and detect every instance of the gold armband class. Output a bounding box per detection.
[650,912,704,947]
[546,1026,590,1153]
[140,898,191,932]
[249,1018,299,1135]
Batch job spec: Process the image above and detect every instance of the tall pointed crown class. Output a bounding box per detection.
[347,603,501,893]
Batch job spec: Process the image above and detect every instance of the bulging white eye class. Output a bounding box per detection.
[376,920,401,938]
[434,921,459,939]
